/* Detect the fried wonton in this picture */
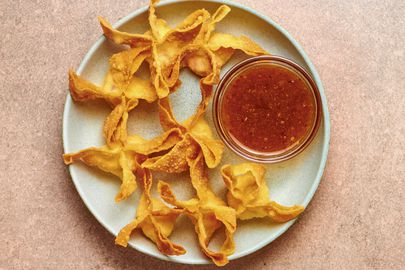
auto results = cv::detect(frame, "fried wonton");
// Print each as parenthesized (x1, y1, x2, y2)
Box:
(99, 1, 267, 98)
(68, 45, 158, 146)
(158, 148, 236, 266)
(148, 0, 211, 98)
(133, 76, 223, 173)
(182, 5, 268, 84)
(100, 0, 211, 98)
(141, 119, 224, 173)
(115, 168, 185, 255)
(221, 163, 305, 222)
(63, 118, 180, 202)
(63, 143, 142, 202)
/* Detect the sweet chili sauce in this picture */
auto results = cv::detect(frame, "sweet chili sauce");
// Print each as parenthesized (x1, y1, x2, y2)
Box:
(221, 64, 316, 153)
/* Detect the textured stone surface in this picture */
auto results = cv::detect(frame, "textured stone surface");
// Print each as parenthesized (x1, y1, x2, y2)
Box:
(0, 0, 404, 269)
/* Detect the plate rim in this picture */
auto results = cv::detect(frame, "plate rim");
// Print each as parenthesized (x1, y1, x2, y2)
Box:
(63, 0, 330, 265)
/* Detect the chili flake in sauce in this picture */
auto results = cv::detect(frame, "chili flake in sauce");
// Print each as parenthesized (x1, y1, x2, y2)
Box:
(221, 65, 315, 153)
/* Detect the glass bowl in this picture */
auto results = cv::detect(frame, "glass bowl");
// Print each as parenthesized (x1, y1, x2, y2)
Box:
(212, 55, 322, 163)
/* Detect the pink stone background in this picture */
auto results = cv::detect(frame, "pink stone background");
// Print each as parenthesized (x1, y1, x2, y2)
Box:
(0, 0, 404, 269)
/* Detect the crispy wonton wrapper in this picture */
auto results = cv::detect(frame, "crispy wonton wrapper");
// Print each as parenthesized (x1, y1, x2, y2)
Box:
(139, 77, 223, 173)
(221, 163, 305, 222)
(68, 46, 155, 105)
(68, 46, 158, 146)
(63, 119, 180, 202)
(183, 4, 268, 85)
(100, 0, 211, 98)
(99, 1, 267, 97)
(98, 16, 153, 48)
(148, 0, 212, 97)
(115, 169, 185, 255)
(63, 144, 142, 202)
(142, 115, 224, 173)
(158, 148, 236, 266)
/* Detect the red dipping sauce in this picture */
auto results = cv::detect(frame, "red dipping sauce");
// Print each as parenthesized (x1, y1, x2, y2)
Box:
(213, 56, 321, 163)
(222, 65, 315, 152)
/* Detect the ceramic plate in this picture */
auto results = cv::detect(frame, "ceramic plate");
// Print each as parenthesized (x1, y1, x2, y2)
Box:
(63, 0, 330, 265)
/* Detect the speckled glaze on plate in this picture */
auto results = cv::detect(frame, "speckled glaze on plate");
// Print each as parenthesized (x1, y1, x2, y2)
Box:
(63, 0, 330, 265)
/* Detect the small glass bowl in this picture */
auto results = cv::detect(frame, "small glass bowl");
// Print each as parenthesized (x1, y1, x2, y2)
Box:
(212, 55, 322, 163)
